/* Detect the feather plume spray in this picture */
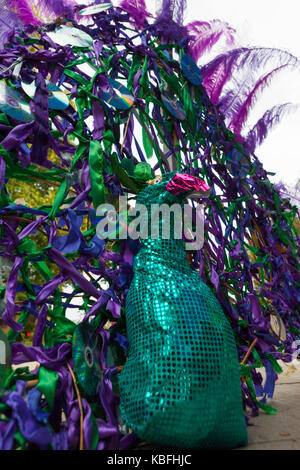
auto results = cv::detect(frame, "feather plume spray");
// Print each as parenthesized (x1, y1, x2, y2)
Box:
(0, 0, 19, 42)
(119, 0, 152, 29)
(275, 182, 300, 212)
(34, 0, 75, 22)
(218, 66, 281, 126)
(201, 48, 249, 104)
(153, 0, 187, 43)
(9, 0, 41, 25)
(172, 0, 187, 25)
(0, 0, 19, 31)
(186, 20, 236, 63)
(229, 64, 292, 137)
(201, 47, 298, 109)
(219, 57, 299, 123)
(154, 0, 187, 24)
(201, 60, 227, 104)
(243, 102, 300, 154)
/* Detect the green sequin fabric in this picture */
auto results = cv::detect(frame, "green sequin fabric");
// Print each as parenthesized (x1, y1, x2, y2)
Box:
(119, 172, 248, 449)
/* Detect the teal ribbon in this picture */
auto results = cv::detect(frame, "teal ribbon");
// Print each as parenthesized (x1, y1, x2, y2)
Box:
(89, 140, 105, 208)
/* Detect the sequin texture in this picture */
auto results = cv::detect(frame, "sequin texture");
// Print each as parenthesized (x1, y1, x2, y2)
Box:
(118, 172, 248, 449)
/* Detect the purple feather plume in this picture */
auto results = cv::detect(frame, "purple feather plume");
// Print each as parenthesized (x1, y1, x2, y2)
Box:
(202, 47, 298, 108)
(0, 1, 19, 45)
(201, 48, 246, 104)
(10, 0, 41, 25)
(0, 0, 42, 46)
(153, 0, 187, 43)
(186, 20, 236, 63)
(244, 102, 300, 154)
(275, 182, 300, 212)
(229, 64, 292, 137)
(119, 0, 151, 29)
(155, 0, 187, 25)
(202, 60, 228, 104)
(34, 0, 76, 21)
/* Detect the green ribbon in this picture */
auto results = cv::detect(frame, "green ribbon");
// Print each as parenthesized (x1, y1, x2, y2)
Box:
(240, 347, 278, 416)
(89, 140, 105, 208)
(37, 366, 59, 410)
(90, 414, 100, 450)
(264, 353, 283, 375)
(127, 55, 143, 93)
(48, 178, 68, 221)
(63, 69, 90, 87)
(71, 142, 87, 171)
(139, 56, 149, 98)
(110, 153, 139, 192)
(14, 430, 27, 450)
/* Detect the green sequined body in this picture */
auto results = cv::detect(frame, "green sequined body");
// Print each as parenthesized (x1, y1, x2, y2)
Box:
(119, 173, 248, 449)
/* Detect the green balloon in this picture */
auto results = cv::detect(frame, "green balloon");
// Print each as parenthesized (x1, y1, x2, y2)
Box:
(133, 162, 154, 182)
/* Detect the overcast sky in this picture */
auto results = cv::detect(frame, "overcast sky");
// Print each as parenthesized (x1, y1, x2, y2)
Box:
(141, 0, 300, 186)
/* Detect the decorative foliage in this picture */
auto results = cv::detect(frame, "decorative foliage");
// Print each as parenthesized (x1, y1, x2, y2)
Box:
(186, 19, 236, 63)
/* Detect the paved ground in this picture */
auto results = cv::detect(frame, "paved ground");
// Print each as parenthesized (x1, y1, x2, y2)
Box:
(237, 361, 300, 450)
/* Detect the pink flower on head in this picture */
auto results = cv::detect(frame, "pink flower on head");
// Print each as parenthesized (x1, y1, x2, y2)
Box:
(166, 173, 210, 196)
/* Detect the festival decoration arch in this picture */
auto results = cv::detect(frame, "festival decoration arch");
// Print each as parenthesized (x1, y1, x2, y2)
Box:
(0, 0, 299, 450)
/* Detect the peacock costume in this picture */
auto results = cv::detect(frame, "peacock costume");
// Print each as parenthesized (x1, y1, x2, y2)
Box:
(119, 172, 248, 449)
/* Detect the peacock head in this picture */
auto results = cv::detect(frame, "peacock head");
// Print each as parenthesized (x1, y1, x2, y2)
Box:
(108, 168, 210, 247)
(137, 171, 211, 206)
(131, 171, 210, 249)
(111, 156, 210, 205)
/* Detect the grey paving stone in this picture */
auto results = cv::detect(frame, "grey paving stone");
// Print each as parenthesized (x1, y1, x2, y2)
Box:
(237, 439, 300, 450)
(236, 367, 300, 450)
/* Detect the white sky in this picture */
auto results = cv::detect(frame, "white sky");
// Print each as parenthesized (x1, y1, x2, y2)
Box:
(143, 0, 300, 186)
